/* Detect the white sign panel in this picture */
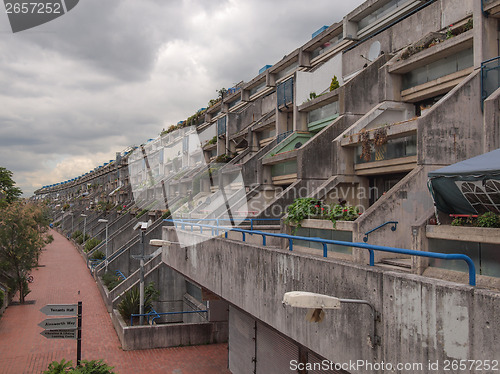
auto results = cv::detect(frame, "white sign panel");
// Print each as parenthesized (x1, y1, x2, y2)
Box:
(38, 317, 77, 330)
(40, 329, 77, 340)
(40, 304, 78, 316)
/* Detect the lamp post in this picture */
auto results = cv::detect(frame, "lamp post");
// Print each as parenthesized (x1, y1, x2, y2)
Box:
(282, 291, 380, 348)
(132, 221, 151, 325)
(98, 219, 109, 271)
(81, 214, 87, 245)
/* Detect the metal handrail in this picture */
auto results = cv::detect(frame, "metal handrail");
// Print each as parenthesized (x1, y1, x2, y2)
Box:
(115, 270, 127, 280)
(130, 309, 208, 326)
(166, 220, 476, 286)
(363, 221, 398, 242)
(172, 218, 280, 231)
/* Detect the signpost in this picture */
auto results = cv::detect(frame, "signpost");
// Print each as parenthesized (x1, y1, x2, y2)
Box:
(40, 302, 82, 366)
(38, 317, 77, 330)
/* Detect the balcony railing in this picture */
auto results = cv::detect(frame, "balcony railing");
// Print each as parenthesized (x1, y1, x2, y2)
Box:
(481, 56, 500, 111)
(217, 116, 227, 136)
(277, 77, 294, 108)
(276, 130, 293, 144)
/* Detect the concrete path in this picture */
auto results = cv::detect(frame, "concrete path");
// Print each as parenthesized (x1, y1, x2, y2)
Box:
(0, 230, 230, 374)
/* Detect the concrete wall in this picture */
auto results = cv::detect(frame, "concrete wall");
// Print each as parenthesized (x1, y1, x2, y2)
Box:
(418, 71, 483, 166)
(298, 115, 358, 180)
(162, 227, 500, 373)
(483, 87, 500, 152)
(296, 53, 343, 105)
(111, 309, 228, 351)
(343, 55, 391, 115)
(343, 0, 474, 78)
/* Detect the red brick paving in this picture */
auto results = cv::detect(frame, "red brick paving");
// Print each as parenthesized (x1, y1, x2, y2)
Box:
(0, 230, 230, 374)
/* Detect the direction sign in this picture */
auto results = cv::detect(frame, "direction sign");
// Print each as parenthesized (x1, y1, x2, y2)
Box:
(40, 304, 78, 316)
(38, 317, 77, 330)
(40, 329, 77, 340)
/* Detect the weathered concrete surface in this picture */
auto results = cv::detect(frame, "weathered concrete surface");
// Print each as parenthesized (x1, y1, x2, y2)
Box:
(162, 227, 500, 373)
(111, 309, 228, 351)
(418, 71, 483, 166)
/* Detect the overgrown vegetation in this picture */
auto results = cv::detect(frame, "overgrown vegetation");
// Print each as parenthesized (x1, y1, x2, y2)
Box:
(451, 212, 500, 228)
(118, 282, 159, 325)
(285, 198, 360, 232)
(43, 358, 115, 374)
(89, 250, 105, 261)
(84, 238, 101, 253)
(101, 271, 122, 291)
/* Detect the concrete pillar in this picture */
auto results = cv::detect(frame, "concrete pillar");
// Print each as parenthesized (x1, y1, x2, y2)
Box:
(473, 2, 499, 68)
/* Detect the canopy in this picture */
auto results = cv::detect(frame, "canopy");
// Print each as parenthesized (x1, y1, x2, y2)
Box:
(428, 149, 500, 214)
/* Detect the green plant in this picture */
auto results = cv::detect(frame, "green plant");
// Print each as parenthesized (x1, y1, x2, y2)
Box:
(118, 282, 159, 324)
(101, 272, 122, 291)
(84, 238, 101, 253)
(446, 24, 453, 39)
(464, 18, 473, 31)
(330, 75, 339, 91)
(476, 212, 500, 228)
(161, 209, 171, 220)
(207, 136, 217, 145)
(43, 359, 115, 374)
(75, 234, 89, 245)
(136, 208, 148, 218)
(90, 250, 105, 261)
(43, 358, 72, 374)
(309, 92, 317, 100)
(71, 230, 82, 239)
(0, 289, 4, 309)
(451, 217, 465, 226)
(327, 204, 359, 228)
(73, 360, 115, 374)
(285, 198, 325, 231)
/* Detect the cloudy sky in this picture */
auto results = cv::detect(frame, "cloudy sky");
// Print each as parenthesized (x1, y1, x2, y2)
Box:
(0, 0, 363, 196)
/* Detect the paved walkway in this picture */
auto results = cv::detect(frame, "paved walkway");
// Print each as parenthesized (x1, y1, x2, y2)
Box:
(0, 230, 230, 374)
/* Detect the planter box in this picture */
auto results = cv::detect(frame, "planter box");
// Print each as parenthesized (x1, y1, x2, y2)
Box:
(111, 309, 228, 351)
(291, 218, 356, 232)
(426, 225, 500, 245)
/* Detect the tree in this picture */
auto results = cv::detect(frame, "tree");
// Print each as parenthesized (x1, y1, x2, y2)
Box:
(0, 167, 22, 207)
(0, 202, 53, 303)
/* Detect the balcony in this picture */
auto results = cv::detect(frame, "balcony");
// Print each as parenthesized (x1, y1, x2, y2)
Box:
(481, 56, 500, 110)
(217, 116, 227, 136)
(483, 0, 500, 17)
(277, 77, 294, 109)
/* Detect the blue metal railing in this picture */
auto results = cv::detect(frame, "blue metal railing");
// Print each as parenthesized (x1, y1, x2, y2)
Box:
(166, 220, 476, 286)
(363, 221, 398, 242)
(171, 218, 281, 232)
(481, 56, 500, 111)
(130, 309, 208, 326)
(115, 270, 127, 280)
(276, 130, 293, 144)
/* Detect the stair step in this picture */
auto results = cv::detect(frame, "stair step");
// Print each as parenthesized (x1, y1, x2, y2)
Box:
(377, 263, 412, 272)
(379, 258, 412, 269)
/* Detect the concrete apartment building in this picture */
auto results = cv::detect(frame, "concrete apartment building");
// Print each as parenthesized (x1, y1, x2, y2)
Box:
(34, 0, 500, 372)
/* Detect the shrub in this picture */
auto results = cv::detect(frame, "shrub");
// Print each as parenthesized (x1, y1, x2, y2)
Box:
(0, 289, 4, 309)
(43, 359, 115, 374)
(71, 230, 82, 239)
(118, 282, 159, 324)
(136, 209, 148, 218)
(84, 238, 101, 253)
(476, 212, 500, 228)
(330, 75, 339, 91)
(101, 272, 122, 291)
(75, 233, 89, 245)
(327, 204, 359, 228)
(89, 250, 105, 261)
